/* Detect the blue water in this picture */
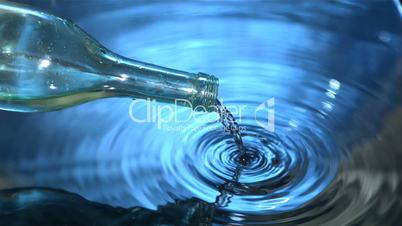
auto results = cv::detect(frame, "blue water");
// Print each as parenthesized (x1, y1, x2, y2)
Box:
(1, 0, 402, 225)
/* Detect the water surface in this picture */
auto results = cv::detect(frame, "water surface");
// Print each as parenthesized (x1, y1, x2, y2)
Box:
(1, 0, 402, 225)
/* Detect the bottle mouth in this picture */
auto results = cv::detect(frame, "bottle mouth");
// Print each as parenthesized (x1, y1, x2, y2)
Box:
(192, 72, 219, 112)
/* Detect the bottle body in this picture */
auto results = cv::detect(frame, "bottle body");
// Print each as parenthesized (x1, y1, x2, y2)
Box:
(0, 2, 218, 112)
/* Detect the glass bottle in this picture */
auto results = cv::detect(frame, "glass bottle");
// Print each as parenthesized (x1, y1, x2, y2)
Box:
(0, 2, 218, 112)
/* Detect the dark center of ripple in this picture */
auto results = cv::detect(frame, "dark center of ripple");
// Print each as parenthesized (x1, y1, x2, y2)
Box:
(234, 149, 258, 166)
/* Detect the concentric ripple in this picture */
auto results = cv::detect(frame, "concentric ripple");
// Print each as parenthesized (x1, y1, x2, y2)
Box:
(158, 100, 338, 216)
(0, 0, 401, 225)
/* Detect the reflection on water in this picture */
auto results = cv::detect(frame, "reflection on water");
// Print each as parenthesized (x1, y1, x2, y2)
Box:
(1, 0, 402, 225)
(0, 187, 215, 225)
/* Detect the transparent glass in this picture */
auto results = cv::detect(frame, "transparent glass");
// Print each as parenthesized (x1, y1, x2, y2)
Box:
(0, 2, 218, 112)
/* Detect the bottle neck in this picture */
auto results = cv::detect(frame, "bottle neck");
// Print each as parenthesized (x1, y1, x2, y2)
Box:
(101, 53, 219, 112)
